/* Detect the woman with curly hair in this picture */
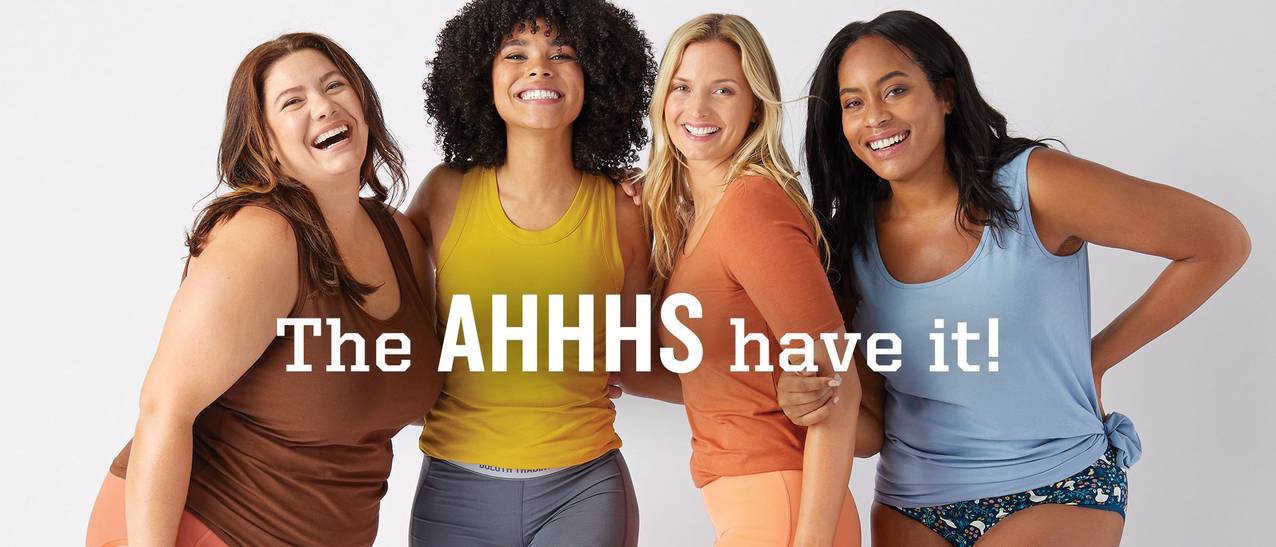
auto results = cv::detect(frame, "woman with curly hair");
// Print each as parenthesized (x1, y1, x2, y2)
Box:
(405, 1, 676, 545)
(642, 13, 862, 547)
(779, 10, 1249, 546)
(85, 33, 443, 546)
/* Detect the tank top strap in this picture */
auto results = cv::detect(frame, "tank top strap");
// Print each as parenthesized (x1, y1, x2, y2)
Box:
(995, 146, 1073, 258)
(179, 204, 312, 317)
(477, 167, 600, 246)
(999, 146, 1040, 219)
(583, 172, 616, 224)
(437, 169, 484, 272)
(359, 198, 426, 310)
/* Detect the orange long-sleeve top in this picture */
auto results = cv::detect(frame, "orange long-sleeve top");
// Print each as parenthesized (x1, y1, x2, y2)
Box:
(660, 176, 845, 487)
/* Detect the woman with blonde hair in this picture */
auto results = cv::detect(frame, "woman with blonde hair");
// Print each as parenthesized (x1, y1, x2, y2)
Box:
(643, 13, 862, 547)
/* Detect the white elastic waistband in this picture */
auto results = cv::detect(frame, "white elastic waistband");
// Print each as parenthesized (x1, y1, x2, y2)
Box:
(446, 460, 570, 479)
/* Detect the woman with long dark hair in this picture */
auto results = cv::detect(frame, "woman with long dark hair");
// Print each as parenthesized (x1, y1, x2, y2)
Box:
(85, 33, 442, 546)
(781, 10, 1249, 546)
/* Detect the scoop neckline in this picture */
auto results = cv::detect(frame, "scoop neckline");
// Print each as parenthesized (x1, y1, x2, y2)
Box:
(346, 199, 409, 323)
(868, 216, 991, 289)
(485, 168, 591, 246)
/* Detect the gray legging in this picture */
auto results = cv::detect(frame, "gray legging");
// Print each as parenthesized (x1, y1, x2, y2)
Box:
(409, 450, 639, 547)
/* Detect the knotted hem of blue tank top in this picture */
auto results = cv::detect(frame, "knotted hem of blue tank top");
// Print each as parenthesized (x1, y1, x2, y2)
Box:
(1103, 411, 1142, 468)
(874, 416, 1140, 508)
(872, 435, 1109, 508)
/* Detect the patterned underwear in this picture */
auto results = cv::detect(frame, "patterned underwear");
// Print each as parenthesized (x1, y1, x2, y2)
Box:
(889, 446, 1128, 546)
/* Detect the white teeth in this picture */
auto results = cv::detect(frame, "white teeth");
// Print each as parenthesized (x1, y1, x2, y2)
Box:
(869, 131, 908, 151)
(313, 125, 349, 146)
(683, 124, 720, 137)
(519, 89, 561, 101)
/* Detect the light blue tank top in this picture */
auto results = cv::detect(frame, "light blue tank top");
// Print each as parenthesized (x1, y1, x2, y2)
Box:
(851, 147, 1141, 507)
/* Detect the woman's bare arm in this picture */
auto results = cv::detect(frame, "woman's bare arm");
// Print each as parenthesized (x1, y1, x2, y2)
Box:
(125, 207, 297, 546)
(613, 185, 682, 403)
(1027, 148, 1250, 399)
(793, 326, 862, 547)
(776, 356, 884, 457)
(405, 164, 464, 265)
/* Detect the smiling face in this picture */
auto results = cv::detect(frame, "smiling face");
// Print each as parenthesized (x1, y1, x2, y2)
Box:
(490, 20, 585, 133)
(663, 40, 757, 170)
(837, 36, 951, 183)
(261, 48, 368, 186)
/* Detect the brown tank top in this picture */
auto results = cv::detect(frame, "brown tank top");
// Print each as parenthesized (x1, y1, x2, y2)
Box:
(111, 199, 443, 546)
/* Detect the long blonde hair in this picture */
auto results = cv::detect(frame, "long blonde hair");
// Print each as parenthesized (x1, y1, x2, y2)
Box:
(643, 13, 828, 285)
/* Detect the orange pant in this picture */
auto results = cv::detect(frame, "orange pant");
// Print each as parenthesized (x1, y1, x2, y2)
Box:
(701, 469, 860, 546)
(85, 473, 227, 547)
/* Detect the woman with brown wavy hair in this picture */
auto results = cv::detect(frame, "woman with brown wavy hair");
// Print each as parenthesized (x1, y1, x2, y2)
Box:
(85, 33, 442, 547)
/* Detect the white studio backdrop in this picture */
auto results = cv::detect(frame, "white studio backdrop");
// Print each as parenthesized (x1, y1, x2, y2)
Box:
(1, 1, 1272, 545)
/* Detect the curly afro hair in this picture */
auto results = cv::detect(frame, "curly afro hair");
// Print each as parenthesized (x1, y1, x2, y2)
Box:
(424, 0, 656, 175)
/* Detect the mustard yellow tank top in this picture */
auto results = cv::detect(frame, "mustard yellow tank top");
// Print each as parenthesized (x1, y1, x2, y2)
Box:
(420, 167, 625, 468)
